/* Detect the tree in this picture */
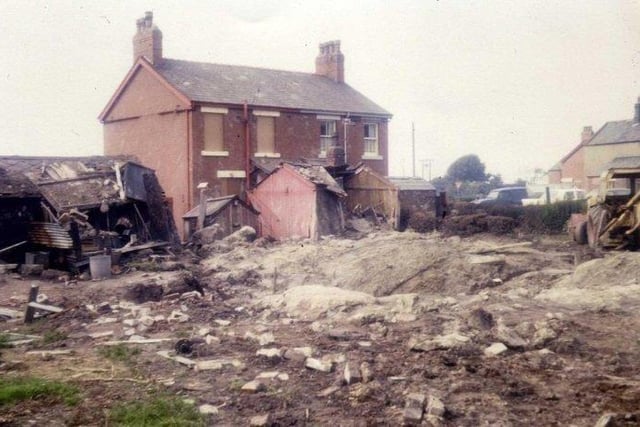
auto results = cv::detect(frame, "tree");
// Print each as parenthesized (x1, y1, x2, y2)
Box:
(446, 154, 486, 182)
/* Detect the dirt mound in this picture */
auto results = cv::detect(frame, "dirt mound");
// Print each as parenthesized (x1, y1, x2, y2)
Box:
(536, 252, 640, 310)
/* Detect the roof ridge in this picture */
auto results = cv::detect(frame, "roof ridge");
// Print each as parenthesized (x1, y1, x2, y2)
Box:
(162, 57, 321, 79)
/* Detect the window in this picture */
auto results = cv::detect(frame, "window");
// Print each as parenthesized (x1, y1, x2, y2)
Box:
(256, 116, 275, 154)
(203, 113, 224, 153)
(320, 120, 337, 155)
(363, 123, 379, 155)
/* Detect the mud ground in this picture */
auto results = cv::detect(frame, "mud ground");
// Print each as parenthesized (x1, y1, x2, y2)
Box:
(1, 230, 639, 426)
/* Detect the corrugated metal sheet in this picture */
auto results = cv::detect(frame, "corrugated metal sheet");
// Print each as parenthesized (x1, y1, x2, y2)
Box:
(182, 196, 235, 219)
(28, 222, 73, 249)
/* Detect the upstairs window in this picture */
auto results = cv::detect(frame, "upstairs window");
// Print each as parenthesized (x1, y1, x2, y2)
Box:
(256, 116, 275, 154)
(363, 123, 379, 155)
(202, 108, 227, 155)
(320, 120, 338, 155)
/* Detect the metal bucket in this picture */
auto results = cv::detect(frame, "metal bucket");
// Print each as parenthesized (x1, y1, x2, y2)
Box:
(89, 255, 112, 280)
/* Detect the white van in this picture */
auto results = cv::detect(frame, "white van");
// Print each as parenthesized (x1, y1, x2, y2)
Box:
(522, 188, 586, 206)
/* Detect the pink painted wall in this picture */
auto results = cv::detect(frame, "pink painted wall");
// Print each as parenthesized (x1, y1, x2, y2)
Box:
(248, 165, 318, 240)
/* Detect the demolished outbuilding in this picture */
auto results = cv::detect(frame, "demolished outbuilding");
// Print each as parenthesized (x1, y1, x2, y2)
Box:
(0, 156, 179, 272)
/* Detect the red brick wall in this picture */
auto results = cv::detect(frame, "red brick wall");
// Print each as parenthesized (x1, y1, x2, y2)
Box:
(102, 66, 390, 239)
(560, 147, 586, 188)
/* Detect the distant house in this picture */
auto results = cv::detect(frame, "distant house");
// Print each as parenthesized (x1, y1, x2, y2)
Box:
(551, 98, 640, 191)
(548, 126, 594, 188)
(248, 163, 346, 240)
(182, 195, 260, 240)
(100, 12, 392, 238)
(343, 165, 440, 230)
(582, 98, 640, 189)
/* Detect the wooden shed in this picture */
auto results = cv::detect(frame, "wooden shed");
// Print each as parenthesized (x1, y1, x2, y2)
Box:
(248, 163, 346, 240)
(182, 195, 260, 239)
(344, 165, 440, 230)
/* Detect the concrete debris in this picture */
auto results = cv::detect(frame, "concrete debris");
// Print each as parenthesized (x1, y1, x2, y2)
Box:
(594, 413, 615, 427)
(317, 385, 341, 397)
(305, 357, 334, 373)
(223, 226, 257, 244)
(256, 348, 282, 360)
(495, 322, 528, 349)
(426, 394, 446, 419)
(214, 319, 231, 326)
(241, 380, 266, 394)
(484, 342, 508, 357)
(194, 359, 244, 371)
(408, 333, 470, 352)
(403, 392, 426, 424)
(198, 404, 219, 415)
(532, 321, 558, 347)
(249, 413, 271, 426)
(167, 310, 190, 323)
(88, 331, 114, 339)
(344, 360, 362, 384)
(360, 361, 373, 383)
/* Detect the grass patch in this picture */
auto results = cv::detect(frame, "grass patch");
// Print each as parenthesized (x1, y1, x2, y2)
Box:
(0, 377, 80, 406)
(108, 396, 206, 426)
(98, 344, 141, 364)
(42, 330, 67, 344)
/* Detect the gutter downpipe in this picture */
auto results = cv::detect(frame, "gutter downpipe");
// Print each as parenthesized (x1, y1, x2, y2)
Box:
(186, 107, 193, 211)
(244, 101, 251, 190)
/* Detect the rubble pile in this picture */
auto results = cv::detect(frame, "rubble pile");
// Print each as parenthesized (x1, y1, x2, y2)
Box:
(1, 230, 640, 425)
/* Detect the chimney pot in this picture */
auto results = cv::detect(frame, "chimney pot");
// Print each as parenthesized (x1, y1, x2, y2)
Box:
(315, 40, 345, 83)
(326, 145, 346, 168)
(133, 12, 162, 65)
(581, 126, 594, 143)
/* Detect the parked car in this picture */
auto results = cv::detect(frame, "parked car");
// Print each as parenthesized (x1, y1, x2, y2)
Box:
(522, 188, 586, 206)
(472, 187, 528, 206)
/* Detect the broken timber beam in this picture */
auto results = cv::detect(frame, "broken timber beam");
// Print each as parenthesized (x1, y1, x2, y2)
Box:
(27, 302, 63, 313)
(24, 283, 39, 323)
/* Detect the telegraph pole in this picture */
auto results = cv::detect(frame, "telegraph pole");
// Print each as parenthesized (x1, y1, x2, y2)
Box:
(412, 122, 416, 177)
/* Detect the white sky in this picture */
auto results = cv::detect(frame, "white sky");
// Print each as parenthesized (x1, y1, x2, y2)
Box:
(1, 0, 639, 182)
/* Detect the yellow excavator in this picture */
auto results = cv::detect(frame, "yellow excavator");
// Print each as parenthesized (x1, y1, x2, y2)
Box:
(571, 164, 640, 249)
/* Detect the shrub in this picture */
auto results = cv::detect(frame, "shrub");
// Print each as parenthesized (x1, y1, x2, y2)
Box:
(522, 200, 586, 234)
(485, 215, 517, 234)
(442, 214, 488, 236)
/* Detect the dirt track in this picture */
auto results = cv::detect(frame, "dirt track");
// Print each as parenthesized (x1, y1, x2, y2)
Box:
(1, 230, 640, 425)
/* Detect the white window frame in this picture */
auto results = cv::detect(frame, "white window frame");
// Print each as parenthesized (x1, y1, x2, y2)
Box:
(363, 123, 380, 158)
(319, 119, 338, 157)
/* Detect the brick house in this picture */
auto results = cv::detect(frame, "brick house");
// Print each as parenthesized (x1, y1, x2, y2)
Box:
(550, 98, 640, 191)
(547, 126, 594, 188)
(100, 12, 392, 237)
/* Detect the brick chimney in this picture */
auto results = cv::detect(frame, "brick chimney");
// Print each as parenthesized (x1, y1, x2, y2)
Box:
(634, 97, 640, 124)
(133, 11, 163, 65)
(315, 40, 344, 83)
(581, 126, 594, 143)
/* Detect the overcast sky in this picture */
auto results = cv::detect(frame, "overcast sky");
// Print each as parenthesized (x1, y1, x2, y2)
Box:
(1, 0, 639, 181)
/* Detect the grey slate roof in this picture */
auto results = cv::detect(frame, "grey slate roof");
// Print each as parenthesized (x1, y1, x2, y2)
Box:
(155, 59, 392, 117)
(598, 156, 640, 173)
(587, 120, 640, 146)
(387, 177, 436, 192)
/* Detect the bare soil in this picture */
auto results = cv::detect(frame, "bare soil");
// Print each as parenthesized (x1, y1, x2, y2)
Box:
(1, 231, 639, 426)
